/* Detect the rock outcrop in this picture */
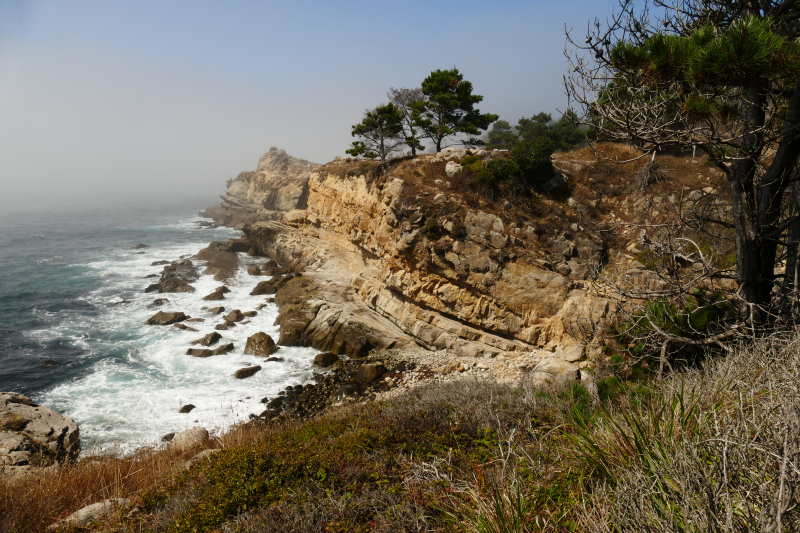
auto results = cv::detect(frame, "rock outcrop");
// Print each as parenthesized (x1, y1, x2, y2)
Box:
(0, 392, 80, 476)
(144, 259, 199, 293)
(202, 147, 320, 229)
(204, 147, 615, 363)
(168, 426, 208, 452)
(49, 499, 132, 529)
(197, 239, 246, 281)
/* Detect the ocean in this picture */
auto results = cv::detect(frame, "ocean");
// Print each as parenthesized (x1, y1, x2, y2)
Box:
(0, 199, 317, 452)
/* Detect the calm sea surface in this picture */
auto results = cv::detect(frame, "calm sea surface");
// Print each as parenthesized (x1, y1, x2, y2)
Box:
(0, 200, 316, 451)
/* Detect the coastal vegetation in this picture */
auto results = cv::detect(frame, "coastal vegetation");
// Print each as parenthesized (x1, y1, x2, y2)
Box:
(3, 335, 798, 531)
(5, 1, 800, 532)
(347, 67, 499, 158)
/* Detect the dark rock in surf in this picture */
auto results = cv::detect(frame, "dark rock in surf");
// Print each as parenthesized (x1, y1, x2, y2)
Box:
(186, 348, 214, 357)
(224, 309, 244, 323)
(250, 280, 276, 296)
(192, 332, 222, 346)
(146, 311, 188, 326)
(213, 343, 234, 355)
(173, 323, 199, 332)
(146, 259, 199, 294)
(179, 404, 195, 413)
(208, 306, 225, 315)
(313, 352, 339, 367)
(244, 332, 278, 356)
(196, 242, 239, 281)
(131, 243, 150, 249)
(202, 288, 225, 301)
(234, 366, 262, 379)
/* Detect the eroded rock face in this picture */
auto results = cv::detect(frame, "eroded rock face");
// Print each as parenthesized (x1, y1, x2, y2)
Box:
(0, 392, 79, 476)
(240, 166, 614, 360)
(201, 147, 320, 229)
(200, 148, 617, 361)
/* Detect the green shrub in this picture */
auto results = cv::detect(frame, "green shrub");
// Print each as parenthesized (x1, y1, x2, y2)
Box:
(473, 159, 523, 187)
(460, 154, 481, 168)
(511, 137, 555, 188)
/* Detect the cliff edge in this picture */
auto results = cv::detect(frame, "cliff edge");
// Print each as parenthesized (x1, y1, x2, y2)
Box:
(202, 147, 320, 229)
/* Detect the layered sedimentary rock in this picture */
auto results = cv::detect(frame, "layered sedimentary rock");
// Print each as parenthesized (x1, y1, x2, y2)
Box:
(204, 147, 615, 361)
(200, 144, 624, 363)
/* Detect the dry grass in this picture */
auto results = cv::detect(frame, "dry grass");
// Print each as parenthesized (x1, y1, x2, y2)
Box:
(6, 333, 800, 531)
(0, 423, 274, 532)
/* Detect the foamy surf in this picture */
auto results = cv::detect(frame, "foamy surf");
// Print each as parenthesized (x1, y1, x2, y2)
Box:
(31, 215, 317, 452)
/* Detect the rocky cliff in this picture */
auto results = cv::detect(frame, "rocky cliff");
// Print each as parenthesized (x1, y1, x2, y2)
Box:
(202, 147, 320, 229)
(205, 147, 622, 365)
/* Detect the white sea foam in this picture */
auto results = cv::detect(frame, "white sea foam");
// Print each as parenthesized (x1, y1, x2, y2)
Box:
(36, 217, 317, 452)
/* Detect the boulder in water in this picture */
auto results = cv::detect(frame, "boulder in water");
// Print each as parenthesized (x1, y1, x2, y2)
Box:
(208, 306, 225, 315)
(179, 404, 195, 413)
(186, 348, 214, 357)
(202, 288, 225, 301)
(213, 343, 234, 355)
(244, 332, 278, 356)
(224, 309, 244, 323)
(131, 243, 150, 249)
(234, 366, 262, 379)
(146, 311, 188, 325)
(192, 332, 222, 346)
(313, 352, 339, 367)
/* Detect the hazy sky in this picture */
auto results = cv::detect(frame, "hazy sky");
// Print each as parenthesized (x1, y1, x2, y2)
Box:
(0, 0, 618, 207)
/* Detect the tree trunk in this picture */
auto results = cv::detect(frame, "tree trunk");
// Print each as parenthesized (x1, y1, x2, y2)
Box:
(730, 166, 764, 319)
(758, 77, 800, 305)
(783, 182, 800, 301)
(731, 81, 767, 321)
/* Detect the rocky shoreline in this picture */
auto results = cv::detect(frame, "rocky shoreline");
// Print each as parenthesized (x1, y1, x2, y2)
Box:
(3, 145, 603, 476)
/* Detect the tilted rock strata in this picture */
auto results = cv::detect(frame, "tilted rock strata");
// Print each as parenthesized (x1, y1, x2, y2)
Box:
(243, 166, 613, 359)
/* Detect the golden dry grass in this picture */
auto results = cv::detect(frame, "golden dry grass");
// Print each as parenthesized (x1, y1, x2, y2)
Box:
(0, 423, 275, 532)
